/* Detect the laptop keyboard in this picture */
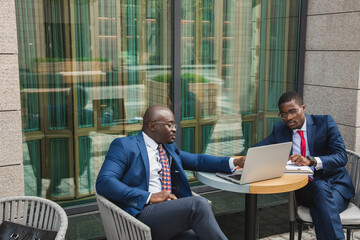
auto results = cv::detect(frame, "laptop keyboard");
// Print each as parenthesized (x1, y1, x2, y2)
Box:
(228, 174, 242, 181)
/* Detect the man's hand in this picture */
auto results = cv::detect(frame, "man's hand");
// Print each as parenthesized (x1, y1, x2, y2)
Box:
(233, 156, 246, 168)
(289, 154, 311, 166)
(149, 191, 177, 204)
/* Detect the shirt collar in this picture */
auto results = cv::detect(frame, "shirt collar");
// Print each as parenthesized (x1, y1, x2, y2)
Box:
(292, 119, 307, 134)
(142, 131, 159, 151)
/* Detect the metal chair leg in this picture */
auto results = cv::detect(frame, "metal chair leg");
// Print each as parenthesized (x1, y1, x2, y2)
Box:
(347, 229, 351, 240)
(290, 221, 296, 240)
(297, 224, 303, 240)
(289, 192, 296, 240)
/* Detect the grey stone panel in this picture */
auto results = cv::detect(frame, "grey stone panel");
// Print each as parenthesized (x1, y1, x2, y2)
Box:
(356, 127, 360, 153)
(306, 12, 360, 51)
(0, 55, 20, 111)
(0, 111, 23, 166)
(0, 0, 18, 54)
(0, 165, 24, 198)
(304, 51, 360, 89)
(303, 85, 358, 127)
(337, 124, 357, 152)
(308, 0, 360, 15)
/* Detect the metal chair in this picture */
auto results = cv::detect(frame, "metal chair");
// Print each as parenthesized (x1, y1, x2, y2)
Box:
(290, 149, 360, 239)
(0, 196, 68, 240)
(95, 189, 152, 240)
(95, 187, 211, 240)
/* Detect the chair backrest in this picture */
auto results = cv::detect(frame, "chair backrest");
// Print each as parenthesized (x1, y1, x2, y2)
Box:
(95, 190, 152, 240)
(0, 196, 68, 240)
(346, 149, 360, 207)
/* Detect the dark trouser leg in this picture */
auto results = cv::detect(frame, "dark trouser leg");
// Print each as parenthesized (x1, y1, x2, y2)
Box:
(137, 196, 227, 240)
(295, 180, 349, 240)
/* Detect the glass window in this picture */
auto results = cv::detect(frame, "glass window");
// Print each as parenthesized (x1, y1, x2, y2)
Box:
(16, 0, 301, 202)
(180, 0, 300, 156)
(17, 0, 173, 200)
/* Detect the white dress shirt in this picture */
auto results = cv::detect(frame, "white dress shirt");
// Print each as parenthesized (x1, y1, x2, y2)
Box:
(143, 132, 164, 194)
(292, 119, 323, 170)
(142, 132, 237, 203)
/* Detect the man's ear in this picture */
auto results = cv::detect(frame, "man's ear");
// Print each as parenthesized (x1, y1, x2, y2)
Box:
(149, 122, 156, 131)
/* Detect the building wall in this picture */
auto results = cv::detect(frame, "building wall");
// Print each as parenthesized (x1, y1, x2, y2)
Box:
(303, 0, 360, 152)
(0, 0, 24, 197)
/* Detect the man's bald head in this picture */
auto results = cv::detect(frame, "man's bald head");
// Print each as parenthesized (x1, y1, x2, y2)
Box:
(143, 105, 172, 125)
(142, 106, 176, 144)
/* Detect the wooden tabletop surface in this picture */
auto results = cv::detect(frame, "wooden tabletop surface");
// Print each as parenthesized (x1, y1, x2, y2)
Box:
(249, 174, 308, 194)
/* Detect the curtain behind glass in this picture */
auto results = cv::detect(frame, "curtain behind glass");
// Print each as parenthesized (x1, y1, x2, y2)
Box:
(180, 0, 300, 156)
(16, 0, 173, 201)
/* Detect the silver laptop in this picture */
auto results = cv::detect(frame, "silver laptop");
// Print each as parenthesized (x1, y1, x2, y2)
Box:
(216, 142, 292, 184)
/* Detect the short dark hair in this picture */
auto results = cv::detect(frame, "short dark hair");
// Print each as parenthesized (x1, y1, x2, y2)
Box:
(278, 92, 303, 107)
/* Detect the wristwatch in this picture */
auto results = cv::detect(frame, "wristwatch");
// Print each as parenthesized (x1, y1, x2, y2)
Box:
(306, 156, 316, 167)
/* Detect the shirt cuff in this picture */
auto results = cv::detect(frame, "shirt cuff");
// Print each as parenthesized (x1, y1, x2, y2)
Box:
(146, 193, 152, 204)
(315, 157, 322, 170)
(229, 158, 237, 172)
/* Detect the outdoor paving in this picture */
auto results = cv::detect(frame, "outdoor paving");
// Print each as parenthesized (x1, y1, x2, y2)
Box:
(65, 186, 360, 239)
(260, 228, 360, 240)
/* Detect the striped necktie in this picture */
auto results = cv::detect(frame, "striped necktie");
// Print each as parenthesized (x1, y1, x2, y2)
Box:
(157, 145, 172, 192)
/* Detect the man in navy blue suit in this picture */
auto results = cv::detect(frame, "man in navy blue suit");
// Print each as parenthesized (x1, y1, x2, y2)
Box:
(252, 92, 354, 240)
(96, 105, 244, 240)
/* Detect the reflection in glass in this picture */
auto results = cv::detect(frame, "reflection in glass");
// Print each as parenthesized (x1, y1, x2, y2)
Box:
(16, 0, 300, 203)
(180, 0, 300, 156)
(17, 0, 173, 201)
(23, 140, 41, 196)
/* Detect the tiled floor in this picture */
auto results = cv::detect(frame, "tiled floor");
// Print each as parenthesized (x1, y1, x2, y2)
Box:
(64, 187, 360, 239)
(261, 228, 360, 240)
(65, 187, 291, 239)
(66, 212, 104, 240)
(214, 199, 290, 239)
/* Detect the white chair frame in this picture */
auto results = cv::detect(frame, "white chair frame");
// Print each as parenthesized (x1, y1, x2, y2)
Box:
(0, 196, 68, 240)
(290, 149, 360, 240)
(95, 189, 152, 240)
(95, 187, 211, 240)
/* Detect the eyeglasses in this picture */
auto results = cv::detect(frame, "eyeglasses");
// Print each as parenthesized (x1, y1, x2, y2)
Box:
(153, 121, 177, 129)
(278, 106, 302, 119)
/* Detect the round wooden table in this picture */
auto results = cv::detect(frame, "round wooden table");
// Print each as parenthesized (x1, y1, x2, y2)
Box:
(197, 172, 308, 240)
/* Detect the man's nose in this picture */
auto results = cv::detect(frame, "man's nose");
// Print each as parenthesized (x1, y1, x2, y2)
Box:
(284, 114, 293, 121)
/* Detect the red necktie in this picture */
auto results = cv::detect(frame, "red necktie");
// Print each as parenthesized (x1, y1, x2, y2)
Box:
(297, 130, 306, 157)
(157, 145, 172, 192)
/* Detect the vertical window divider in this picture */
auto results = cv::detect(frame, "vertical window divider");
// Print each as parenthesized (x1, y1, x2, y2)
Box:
(297, 0, 308, 96)
(172, 0, 182, 146)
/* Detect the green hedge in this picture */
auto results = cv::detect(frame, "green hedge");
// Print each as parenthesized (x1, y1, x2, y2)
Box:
(151, 73, 209, 84)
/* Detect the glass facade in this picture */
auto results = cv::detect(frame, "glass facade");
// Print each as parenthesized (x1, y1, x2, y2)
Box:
(16, 0, 301, 202)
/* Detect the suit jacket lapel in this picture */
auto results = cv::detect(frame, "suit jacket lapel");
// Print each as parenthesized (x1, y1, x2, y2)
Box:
(136, 133, 150, 189)
(283, 127, 293, 154)
(163, 145, 183, 175)
(306, 114, 315, 155)
(284, 128, 293, 142)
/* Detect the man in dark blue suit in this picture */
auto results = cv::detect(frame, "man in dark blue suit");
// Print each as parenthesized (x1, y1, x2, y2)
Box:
(253, 92, 354, 240)
(96, 105, 244, 240)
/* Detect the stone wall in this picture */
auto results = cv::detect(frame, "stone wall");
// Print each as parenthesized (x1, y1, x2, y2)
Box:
(303, 0, 360, 152)
(0, 0, 24, 197)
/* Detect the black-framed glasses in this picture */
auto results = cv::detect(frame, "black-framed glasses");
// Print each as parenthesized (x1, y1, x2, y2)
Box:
(278, 106, 302, 119)
(153, 121, 177, 129)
